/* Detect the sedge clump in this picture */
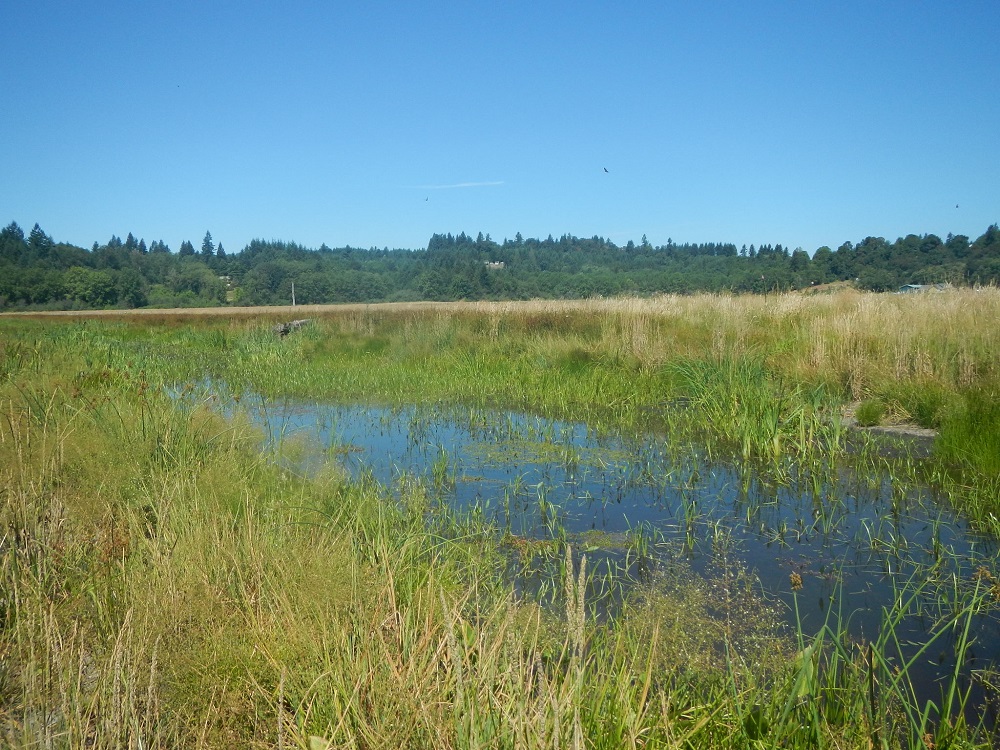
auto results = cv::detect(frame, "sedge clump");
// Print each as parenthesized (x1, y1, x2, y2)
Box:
(855, 399, 885, 427)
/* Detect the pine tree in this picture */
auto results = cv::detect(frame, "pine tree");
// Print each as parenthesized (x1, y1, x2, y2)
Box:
(29, 223, 53, 252)
(1, 222, 24, 242)
(201, 231, 215, 256)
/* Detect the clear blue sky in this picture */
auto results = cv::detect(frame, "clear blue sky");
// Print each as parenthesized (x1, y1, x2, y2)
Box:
(3, 1, 998, 255)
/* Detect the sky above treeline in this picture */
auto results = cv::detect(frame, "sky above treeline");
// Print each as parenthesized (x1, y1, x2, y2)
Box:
(3, 1, 998, 255)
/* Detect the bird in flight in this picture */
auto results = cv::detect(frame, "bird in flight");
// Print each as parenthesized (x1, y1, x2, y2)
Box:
(603, 167, 609, 173)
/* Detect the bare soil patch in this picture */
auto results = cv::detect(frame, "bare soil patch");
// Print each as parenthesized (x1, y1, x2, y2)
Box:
(841, 401, 937, 439)
(841, 401, 937, 460)
(0, 301, 482, 321)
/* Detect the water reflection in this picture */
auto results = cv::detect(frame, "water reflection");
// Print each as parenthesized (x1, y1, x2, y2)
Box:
(242, 396, 1000, 711)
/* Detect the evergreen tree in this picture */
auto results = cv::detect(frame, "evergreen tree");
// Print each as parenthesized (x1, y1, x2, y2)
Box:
(29, 223, 53, 253)
(201, 231, 215, 257)
(1, 222, 24, 243)
(217, 243, 226, 258)
(179, 240, 195, 256)
(0, 222, 26, 263)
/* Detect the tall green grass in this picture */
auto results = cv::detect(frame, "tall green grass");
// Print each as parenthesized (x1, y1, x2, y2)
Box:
(2, 292, 999, 748)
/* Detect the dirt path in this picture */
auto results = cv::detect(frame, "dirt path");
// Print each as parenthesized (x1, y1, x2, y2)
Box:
(0, 301, 476, 320)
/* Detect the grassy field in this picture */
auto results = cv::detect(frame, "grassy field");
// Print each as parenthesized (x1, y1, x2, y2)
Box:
(2, 289, 999, 748)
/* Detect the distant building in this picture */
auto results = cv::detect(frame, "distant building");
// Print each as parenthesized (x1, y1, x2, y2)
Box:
(485, 261, 505, 270)
(898, 283, 953, 293)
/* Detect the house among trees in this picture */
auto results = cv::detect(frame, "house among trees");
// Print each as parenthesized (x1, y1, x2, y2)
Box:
(898, 283, 953, 293)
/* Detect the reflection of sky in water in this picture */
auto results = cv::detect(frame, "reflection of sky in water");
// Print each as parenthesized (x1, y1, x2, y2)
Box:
(243, 396, 1000, 705)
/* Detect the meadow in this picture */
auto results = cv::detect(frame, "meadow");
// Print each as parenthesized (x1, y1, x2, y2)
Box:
(2, 288, 999, 748)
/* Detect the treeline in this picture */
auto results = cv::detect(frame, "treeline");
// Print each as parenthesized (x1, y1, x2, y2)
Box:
(2, 221, 1000, 310)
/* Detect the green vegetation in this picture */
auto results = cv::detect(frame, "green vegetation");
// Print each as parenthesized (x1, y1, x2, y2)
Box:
(854, 399, 885, 427)
(3, 220, 1000, 310)
(2, 290, 999, 747)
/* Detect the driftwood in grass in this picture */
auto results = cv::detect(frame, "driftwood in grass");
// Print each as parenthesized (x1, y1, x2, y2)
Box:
(273, 319, 313, 337)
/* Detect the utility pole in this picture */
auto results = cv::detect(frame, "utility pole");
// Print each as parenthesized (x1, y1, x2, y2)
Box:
(291, 282, 296, 307)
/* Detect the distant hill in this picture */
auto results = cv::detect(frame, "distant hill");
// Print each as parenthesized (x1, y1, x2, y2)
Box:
(2, 221, 998, 310)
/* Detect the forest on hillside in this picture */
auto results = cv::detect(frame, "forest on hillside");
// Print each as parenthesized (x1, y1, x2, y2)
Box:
(2, 221, 999, 310)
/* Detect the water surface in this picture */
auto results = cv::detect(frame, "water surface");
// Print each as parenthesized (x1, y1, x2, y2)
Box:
(242, 396, 1000, 719)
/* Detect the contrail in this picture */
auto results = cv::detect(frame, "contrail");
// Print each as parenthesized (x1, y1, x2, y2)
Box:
(413, 181, 504, 190)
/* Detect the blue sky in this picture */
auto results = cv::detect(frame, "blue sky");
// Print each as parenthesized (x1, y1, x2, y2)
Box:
(3, 1, 998, 254)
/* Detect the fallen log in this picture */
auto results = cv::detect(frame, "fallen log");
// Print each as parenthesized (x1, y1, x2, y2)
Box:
(273, 318, 313, 336)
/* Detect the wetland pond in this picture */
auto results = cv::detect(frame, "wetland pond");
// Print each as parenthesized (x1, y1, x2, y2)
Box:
(233, 394, 999, 722)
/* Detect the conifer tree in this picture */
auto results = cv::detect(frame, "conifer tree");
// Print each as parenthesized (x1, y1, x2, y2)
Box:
(29, 223, 53, 252)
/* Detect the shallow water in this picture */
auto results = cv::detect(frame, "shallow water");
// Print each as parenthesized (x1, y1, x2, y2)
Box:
(243, 396, 1000, 722)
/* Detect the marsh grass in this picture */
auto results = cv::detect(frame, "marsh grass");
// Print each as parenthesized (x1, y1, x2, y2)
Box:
(2, 290, 1000, 747)
(854, 399, 885, 427)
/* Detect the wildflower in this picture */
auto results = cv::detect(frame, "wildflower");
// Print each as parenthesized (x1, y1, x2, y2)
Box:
(789, 572, 803, 591)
